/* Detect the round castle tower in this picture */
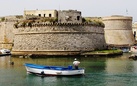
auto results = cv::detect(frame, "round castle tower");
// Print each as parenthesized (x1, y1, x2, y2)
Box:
(12, 23, 107, 55)
(103, 15, 135, 47)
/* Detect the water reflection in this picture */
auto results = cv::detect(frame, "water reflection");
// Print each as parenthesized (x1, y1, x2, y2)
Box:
(25, 74, 86, 86)
(105, 53, 137, 74)
(104, 53, 137, 86)
(0, 54, 137, 86)
(105, 58, 133, 74)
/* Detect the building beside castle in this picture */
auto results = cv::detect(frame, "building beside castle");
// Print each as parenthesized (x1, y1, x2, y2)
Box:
(58, 10, 82, 23)
(24, 10, 58, 19)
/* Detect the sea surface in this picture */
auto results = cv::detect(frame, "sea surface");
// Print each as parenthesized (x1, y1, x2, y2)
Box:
(0, 53, 137, 86)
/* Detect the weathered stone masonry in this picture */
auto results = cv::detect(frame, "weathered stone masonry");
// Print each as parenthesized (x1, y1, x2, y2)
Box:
(12, 23, 106, 55)
(103, 15, 135, 46)
(0, 22, 15, 49)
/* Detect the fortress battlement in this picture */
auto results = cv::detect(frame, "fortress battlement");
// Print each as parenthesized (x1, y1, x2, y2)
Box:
(16, 22, 104, 28)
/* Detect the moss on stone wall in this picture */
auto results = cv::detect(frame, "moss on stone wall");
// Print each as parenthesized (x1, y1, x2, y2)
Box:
(14, 17, 104, 28)
(82, 18, 104, 28)
(0, 17, 5, 22)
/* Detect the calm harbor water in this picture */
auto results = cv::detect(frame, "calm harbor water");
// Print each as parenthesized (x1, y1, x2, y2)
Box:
(1, 53, 137, 86)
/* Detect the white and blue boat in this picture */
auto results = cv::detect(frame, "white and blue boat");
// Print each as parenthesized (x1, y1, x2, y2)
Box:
(0, 49, 11, 56)
(24, 63, 85, 76)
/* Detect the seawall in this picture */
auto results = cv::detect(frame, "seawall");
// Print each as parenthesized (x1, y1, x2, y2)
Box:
(12, 23, 107, 55)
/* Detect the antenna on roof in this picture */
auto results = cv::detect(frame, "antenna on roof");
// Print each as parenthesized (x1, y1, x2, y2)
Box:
(126, 9, 128, 15)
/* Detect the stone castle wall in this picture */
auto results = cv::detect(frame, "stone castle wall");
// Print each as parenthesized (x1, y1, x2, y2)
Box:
(58, 10, 82, 23)
(0, 22, 15, 49)
(103, 15, 135, 46)
(0, 16, 23, 49)
(12, 23, 106, 55)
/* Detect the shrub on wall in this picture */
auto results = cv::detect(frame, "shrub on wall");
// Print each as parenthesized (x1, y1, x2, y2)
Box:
(14, 20, 35, 28)
(92, 20, 105, 28)
(82, 18, 104, 27)
(16, 15, 23, 19)
(82, 18, 86, 23)
(14, 22, 19, 28)
(1, 17, 5, 22)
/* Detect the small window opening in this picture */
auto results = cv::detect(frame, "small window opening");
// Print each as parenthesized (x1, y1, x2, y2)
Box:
(44, 14, 46, 17)
(49, 14, 52, 17)
(134, 31, 136, 38)
(38, 14, 41, 17)
(77, 16, 80, 21)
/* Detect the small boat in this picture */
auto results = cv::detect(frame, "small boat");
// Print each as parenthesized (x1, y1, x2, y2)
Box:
(120, 47, 130, 53)
(24, 63, 85, 76)
(0, 49, 11, 56)
(130, 45, 137, 53)
(129, 54, 137, 60)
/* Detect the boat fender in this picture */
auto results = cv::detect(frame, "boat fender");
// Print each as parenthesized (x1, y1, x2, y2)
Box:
(41, 71, 44, 75)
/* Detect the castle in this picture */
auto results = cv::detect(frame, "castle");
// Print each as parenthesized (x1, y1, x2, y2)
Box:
(103, 15, 135, 47)
(0, 9, 135, 55)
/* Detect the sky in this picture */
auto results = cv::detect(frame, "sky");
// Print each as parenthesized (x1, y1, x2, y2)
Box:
(0, 0, 137, 22)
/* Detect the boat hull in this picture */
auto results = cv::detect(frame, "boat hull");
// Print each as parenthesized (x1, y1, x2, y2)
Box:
(25, 63, 85, 76)
(0, 53, 11, 56)
(130, 46, 137, 53)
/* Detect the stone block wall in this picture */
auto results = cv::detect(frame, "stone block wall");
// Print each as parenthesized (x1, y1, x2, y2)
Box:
(0, 15, 23, 50)
(58, 10, 82, 23)
(103, 15, 135, 46)
(12, 23, 106, 55)
(0, 22, 15, 49)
